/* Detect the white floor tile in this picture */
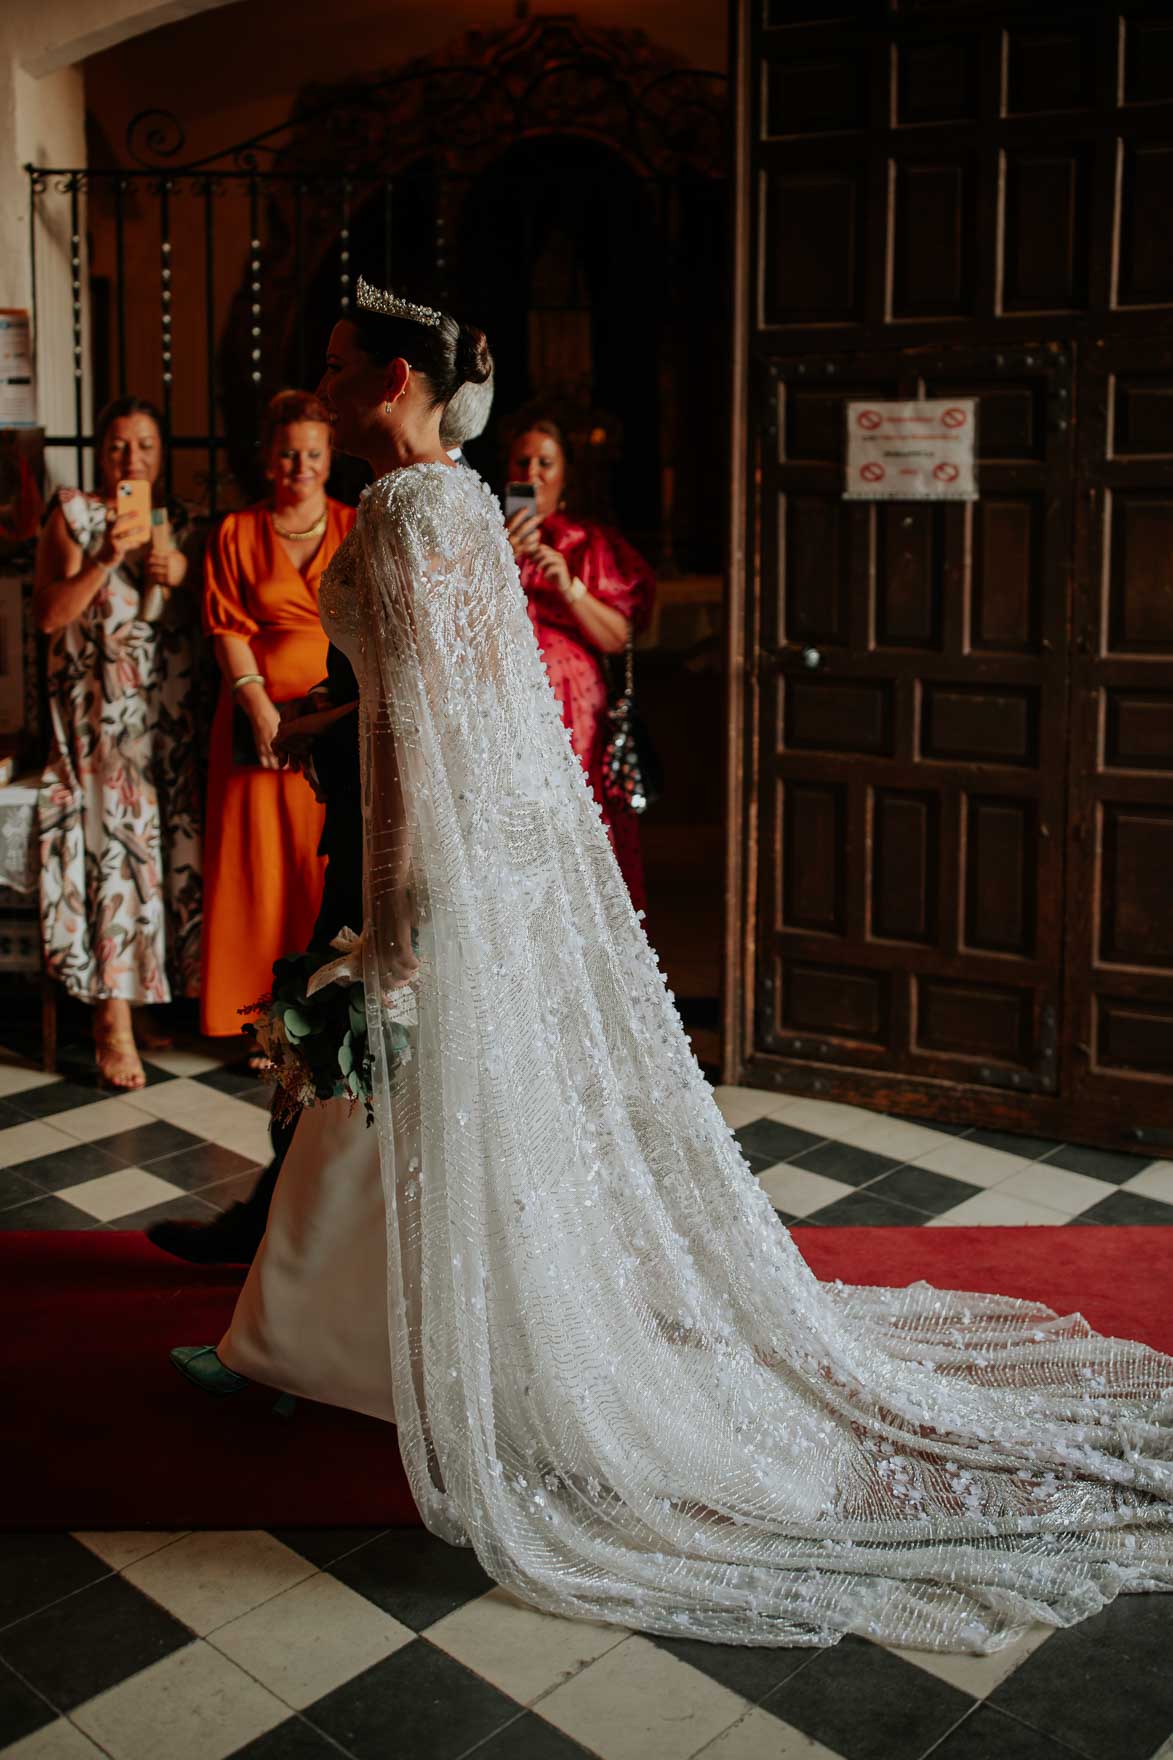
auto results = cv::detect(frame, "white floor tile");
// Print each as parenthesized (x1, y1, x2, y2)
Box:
(141, 1048, 224, 1078)
(210, 1570, 414, 1710)
(72, 1640, 286, 1760)
(539, 1634, 747, 1760)
(833, 1115, 958, 1159)
(121, 1079, 211, 1122)
(0, 1720, 108, 1758)
(696, 1707, 843, 1759)
(1124, 1161, 1173, 1208)
(712, 1087, 773, 1129)
(883, 1624, 1053, 1699)
(198, 1105, 272, 1163)
(910, 1138, 1033, 1188)
(0, 1119, 81, 1168)
(763, 1096, 884, 1139)
(925, 1189, 1061, 1227)
(0, 1061, 63, 1098)
(426, 1586, 628, 1706)
(52, 1099, 155, 1144)
(56, 1167, 187, 1222)
(121, 1530, 315, 1637)
(993, 1163, 1112, 1218)
(72, 1531, 190, 1571)
(756, 1164, 853, 1218)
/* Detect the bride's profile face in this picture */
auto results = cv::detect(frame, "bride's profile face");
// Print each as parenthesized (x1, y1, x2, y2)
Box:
(317, 322, 390, 459)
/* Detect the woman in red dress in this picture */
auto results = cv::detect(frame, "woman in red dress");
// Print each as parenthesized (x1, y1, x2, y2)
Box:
(505, 414, 655, 911)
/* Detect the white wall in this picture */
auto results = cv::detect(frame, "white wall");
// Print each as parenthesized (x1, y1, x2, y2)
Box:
(1, 0, 235, 480)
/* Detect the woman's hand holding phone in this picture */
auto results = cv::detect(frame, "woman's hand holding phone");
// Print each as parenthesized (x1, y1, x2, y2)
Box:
(506, 507, 541, 559)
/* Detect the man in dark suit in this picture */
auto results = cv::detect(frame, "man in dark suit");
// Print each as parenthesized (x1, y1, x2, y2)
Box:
(147, 371, 493, 1266)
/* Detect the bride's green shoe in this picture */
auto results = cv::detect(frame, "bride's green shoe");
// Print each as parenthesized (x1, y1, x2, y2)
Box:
(170, 1345, 297, 1418)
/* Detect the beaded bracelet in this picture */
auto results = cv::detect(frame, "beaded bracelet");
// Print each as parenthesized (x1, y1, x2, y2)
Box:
(231, 672, 265, 692)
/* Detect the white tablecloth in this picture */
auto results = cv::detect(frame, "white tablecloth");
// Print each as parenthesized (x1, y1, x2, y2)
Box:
(0, 777, 39, 897)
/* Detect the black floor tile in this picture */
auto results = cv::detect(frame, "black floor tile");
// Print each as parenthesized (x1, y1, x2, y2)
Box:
(101, 1193, 222, 1232)
(788, 1140, 902, 1188)
(1041, 1146, 1151, 1185)
(306, 1640, 517, 1760)
(475, 1711, 599, 1759)
(9, 1139, 127, 1193)
(735, 1119, 825, 1168)
(989, 1594, 1173, 1760)
(0, 1658, 55, 1747)
(650, 1629, 814, 1703)
(328, 1530, 494, 1632)
(895, 1115, 971, 1137)
(1068, 1190, 1173, 1226)
(761, 1634, 973, 1760)
(7, 1079, 106, 1118)
(771, 1209, 801, 1227)
(0, 1165, 41, 1210)
(202, 1170, 266, 1212)
(222, 1715, 346, 1759)
(0, 1534, 109, 1629)
(0, 1572, 192, 1712)
(803, 1189, 929, 1228)
(930, 1703, 1087, 1760)
(147, 1140, 260, 1191)
(196, 1065, 271, 1100)
(241, 1085, 276, 1110)
(271, 1528, 391, 1570)
(0, 1192, 96, 1230)
(966, 1129, 1065, 1161)
(866, 1164, 983, 1216)
(93, 1119, 206, 1167)
(0, 1098, 38, 1128)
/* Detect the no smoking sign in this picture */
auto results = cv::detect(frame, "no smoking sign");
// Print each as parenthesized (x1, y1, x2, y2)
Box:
(844, 398, 978, 501)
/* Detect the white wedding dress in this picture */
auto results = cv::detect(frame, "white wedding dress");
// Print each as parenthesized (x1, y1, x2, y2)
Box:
(223, 460, 1173, 1654)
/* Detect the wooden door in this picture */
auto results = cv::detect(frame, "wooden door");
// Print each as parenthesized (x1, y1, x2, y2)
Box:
(1063, 338, 1173, 1151)
(724, 0, 1173, 1146)
(747, 346, 1071, 1120)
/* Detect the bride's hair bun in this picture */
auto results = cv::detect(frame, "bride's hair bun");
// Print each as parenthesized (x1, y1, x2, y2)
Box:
(455, 324, 492, 388)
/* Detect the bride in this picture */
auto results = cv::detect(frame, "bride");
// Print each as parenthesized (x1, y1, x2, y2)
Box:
(174, 276, 1173, 1654)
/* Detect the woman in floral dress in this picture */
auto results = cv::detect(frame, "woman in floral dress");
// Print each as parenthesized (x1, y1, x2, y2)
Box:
(35, 396, 202, 1090)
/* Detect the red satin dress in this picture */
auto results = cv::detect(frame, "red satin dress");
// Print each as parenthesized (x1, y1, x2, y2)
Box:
(517, 513, 655, 912)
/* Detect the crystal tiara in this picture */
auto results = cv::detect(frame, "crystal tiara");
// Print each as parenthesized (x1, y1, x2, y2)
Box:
(354, 276, 443, 328)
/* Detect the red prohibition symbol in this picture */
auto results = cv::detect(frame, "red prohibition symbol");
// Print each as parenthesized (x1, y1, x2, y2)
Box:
(933, 461, 960, 483)
(860, 461, 886, 483)
(941, 407, 967, 429)
(857, 409, 883, 430)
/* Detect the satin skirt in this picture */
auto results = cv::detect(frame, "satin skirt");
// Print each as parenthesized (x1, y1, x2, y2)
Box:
(219, 1098, 395, 1424)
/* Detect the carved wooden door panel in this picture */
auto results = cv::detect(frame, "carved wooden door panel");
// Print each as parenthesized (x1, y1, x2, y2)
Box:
(1064, 339, 1173, 1151)
(749, 347, 1072, 1113)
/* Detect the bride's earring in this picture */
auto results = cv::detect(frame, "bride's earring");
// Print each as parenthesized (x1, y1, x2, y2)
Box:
(384, 402, 392, 416)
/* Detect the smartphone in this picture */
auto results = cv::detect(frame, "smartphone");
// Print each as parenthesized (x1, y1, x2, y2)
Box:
(115, 478, 152, 543)
(504, 481, 537, 522)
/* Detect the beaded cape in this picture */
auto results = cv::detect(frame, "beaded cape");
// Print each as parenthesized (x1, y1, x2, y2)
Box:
(319, 461, 1173, 1654)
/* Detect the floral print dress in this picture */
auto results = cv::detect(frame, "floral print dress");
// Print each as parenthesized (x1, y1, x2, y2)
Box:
(37, 490, 202, 1003)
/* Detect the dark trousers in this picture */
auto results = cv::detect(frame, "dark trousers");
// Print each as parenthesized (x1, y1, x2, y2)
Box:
(236, 806, 364, 1244)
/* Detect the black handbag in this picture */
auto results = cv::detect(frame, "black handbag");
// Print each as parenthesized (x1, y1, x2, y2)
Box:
(601, 632, 663, 816)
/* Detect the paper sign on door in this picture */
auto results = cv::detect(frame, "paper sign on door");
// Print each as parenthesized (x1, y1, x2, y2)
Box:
(844, 399, 978, 501)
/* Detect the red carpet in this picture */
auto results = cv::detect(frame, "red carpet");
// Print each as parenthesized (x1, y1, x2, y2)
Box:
(3, 1231, 420, 1531)
(3, 1227, 1171, 1530)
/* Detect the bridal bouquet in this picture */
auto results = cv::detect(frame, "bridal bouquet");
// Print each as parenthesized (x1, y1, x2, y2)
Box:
(242, 929, 409, 1125)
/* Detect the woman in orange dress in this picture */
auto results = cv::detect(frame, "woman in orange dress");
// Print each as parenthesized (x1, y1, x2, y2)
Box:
(201, 390, 355, 1040)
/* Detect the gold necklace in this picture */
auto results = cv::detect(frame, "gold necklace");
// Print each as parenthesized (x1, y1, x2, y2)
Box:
(272, 506, 328, 542)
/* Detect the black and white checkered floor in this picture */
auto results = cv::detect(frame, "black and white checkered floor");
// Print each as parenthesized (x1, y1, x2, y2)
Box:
(2, 1040, 1172, 1760)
